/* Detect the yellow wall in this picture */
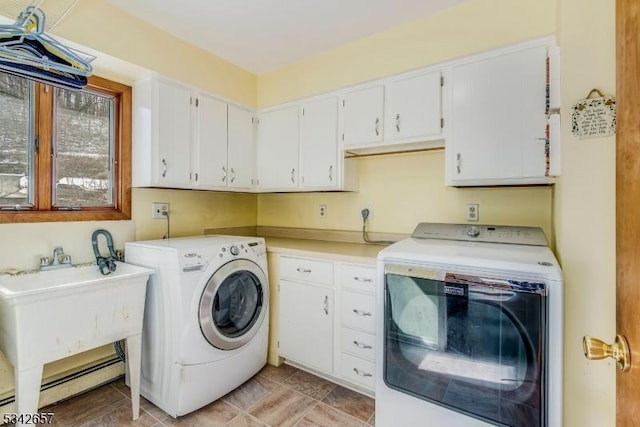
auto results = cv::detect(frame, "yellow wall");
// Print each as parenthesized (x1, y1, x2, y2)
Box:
(554, 0, 616, 425)
(132, 188, 257, 240)
(258, 0, 556, 107)
(257, 0, 558, 240)
(259, 151, 554, 242)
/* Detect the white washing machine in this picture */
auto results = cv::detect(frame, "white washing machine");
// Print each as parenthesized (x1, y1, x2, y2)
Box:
(124, 235, 269, 417)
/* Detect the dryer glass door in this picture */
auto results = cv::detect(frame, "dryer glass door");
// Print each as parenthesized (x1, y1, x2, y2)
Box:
(384, 265, 547, 426)
(199, 259, 268, 350)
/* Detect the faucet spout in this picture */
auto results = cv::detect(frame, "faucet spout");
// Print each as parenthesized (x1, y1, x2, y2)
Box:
(40, 246, 72, 270)
(52, 246, 64, 265)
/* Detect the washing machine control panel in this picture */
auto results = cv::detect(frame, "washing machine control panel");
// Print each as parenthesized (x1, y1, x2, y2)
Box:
(217, 240, 266, 260)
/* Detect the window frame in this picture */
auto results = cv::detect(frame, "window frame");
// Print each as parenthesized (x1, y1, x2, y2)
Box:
(0, 75, 132, 223)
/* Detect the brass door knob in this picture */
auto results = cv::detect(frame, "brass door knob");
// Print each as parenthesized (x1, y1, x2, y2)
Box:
(583, 334, 631, 372)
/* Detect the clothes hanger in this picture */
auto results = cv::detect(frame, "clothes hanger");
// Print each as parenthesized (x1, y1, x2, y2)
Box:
(0, 6, 94, 90)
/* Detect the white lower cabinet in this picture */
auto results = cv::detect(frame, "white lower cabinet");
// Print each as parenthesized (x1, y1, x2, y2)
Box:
(279, 279, 334, 374)
(277, 255, 377, 394)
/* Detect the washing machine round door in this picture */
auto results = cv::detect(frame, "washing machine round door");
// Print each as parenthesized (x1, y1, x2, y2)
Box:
(199, 259, 268, 350)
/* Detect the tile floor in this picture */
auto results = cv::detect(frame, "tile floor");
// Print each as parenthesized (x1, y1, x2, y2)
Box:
(33, 364, 375, 426)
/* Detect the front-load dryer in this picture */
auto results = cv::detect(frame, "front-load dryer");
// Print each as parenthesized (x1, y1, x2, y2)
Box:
(124, 235, 269, 417)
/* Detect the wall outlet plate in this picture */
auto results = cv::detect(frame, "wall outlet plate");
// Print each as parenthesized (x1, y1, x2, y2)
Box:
(152, 202, 169, 219)
(466, 203, 479, 222)
(319, 204, 327, 218)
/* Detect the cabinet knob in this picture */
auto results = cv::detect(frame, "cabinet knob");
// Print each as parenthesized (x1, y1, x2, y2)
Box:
(291, 168, 296, 183)
(222, 166, 227, 182)
(456, 153, 462, 174)
(230, 168, 236, 183)
(374, 117, 380, 136)
(161, 159, 167, 178)
(395, 113, 401, 133)
(323, 295, 329, 315)
(329, 165, 333, 182)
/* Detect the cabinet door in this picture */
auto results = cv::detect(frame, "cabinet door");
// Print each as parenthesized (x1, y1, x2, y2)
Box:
(385, 71, 442, 141)
(256, 106, 299, 190)
(449, 45, 547, 183)
(228, 105, 255, 190)
(342, 86, 384, 148)
(300, 97, 338, 189)
(194, 93, 227, 188)
(156, 79, 192, 188)
(279, 280, 333, 374)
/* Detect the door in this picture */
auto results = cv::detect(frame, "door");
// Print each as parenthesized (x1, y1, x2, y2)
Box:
(342, 85, 384, 148)
(156, 79, 192, 188)
(199, 259, 268, 350)
(616, 0, 640, 424)
(256, 105, 299, 190)
(227, 104, 255, 190)
(300, 96, 338, 189)
(194, 93, 227, 188)
(279, 279, 333, 374)
(385, 71, 442, 142)
(587, 2, 640, 424)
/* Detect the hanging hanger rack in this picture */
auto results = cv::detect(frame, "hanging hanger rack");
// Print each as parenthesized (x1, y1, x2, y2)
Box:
(0, 3, 94, 90)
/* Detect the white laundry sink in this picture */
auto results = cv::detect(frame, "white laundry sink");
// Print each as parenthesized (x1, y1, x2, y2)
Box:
(0, 262, 153, 426)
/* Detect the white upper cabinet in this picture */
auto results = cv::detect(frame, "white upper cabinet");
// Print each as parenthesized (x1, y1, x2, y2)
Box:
(227, 105, 256, 190)
(256, 105, 300, 190)
(133, 77, 192, 188)
(193, 92, 227, 189)
(384, 71, 443, 143)
(300, 97, 338, 189)
(133, 75, 256, 192)
(446, 44, 550, 186)
(342, 85, 384, 148)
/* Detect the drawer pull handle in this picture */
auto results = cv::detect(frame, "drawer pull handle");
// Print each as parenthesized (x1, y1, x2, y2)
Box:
(353, 309, 373, 317)
(353, 276, 373, 283)
(296, 268, 312, 273)
(323, 295, 329, 315)
(353, 340, 373, 350)
(353, 368, 373, 378)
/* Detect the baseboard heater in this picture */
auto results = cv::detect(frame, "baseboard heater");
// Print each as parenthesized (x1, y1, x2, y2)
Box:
(0, 357, 124, 414)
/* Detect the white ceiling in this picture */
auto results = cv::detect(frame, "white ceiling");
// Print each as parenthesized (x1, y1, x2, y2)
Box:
(105, 0, 468, 74)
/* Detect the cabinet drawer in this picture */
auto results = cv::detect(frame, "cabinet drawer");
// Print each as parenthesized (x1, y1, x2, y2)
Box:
(341, 327, 375, 361)
(280, 256, 334, 286)
(341, 264, 376, 294)
(341, 353, 375, 390)
(341, 291, 375, 333)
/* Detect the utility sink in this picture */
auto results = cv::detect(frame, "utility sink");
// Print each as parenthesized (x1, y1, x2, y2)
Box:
(0, 262, 153, 426)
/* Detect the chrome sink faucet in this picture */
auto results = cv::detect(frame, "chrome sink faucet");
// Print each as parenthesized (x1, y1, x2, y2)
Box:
(40, 246, 72, 270)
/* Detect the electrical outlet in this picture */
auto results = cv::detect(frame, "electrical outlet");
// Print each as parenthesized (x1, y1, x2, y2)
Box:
(360, 205, 373, 221)
(319, 204, 327, 218)
(466, 203, 479, 222)
(152, 202, 169, 219)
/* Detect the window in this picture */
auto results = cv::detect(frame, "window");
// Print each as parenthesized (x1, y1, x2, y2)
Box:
(0, 74, 131, 222)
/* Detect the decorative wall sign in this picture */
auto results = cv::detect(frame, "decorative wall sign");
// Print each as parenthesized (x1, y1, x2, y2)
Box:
(571, 88, 616, 138)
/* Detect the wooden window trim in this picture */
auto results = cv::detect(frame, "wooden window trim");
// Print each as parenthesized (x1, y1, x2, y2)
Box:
(0, 75, 132, 223)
